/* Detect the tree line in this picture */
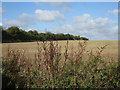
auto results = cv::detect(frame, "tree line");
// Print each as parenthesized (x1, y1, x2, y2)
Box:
(1, 26, 89, 43)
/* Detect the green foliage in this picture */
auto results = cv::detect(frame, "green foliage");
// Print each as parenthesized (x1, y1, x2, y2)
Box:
(2, 41, 119, 89)
(80, 37, 89, 40)
(2, 26, 89, 42)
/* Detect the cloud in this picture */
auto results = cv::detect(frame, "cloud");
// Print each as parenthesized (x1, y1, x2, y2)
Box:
(73, 14, 91, 23)
(50, 14, 117, 40)
(18, 13, 36, 23)
(35, 9, 64, 22)
(3, 9, 64, 27)
(50, 2, 73, 12)
(4, 20, 26, 26)
(0, 23, 1, 25)
(3, 13, 36, 27)
(108, 9, 120, 16)
(0, 7, 4, 14)
(34, 2, 72, 12)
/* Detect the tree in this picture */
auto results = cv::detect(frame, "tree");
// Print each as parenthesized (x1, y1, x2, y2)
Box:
(0, 26, 3, 31)
(74, 36, 81, 40)
(80, 37, 89, 40)
(3, 26, 89, 42)
(28, 30, 38, 36)
(45, 32, 55, 40)
(6, 26, 20, 40)
(55, 33, 65, 40)
(0, 26, 2, 42)
(2, 30, 13, 42)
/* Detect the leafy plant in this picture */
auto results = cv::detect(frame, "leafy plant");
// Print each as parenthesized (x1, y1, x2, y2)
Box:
(2, 40, 120, 89)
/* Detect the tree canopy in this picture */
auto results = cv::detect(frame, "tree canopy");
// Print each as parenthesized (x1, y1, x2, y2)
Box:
(2, 26, 89, 43)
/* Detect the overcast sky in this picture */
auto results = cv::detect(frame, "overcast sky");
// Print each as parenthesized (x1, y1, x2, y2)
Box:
(2, 2, 119, 40)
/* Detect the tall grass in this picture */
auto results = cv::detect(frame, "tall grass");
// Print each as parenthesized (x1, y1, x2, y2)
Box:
(2, 40, 120, 88)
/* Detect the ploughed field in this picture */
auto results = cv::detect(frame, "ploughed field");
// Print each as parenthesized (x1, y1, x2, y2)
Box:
(2, 40, 118, 63)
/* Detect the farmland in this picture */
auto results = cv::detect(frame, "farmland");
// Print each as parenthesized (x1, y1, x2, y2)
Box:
(2, 40, 120, 88)
(2, 2, 120, 88)
(2, 40, 118, 61)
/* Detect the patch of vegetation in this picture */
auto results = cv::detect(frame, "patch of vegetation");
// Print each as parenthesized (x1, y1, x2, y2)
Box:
(1, 26, 88, 43)
(2, 40, 120, 89)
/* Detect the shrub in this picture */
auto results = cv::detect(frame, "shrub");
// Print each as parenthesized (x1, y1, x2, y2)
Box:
(2, 40, 120, 88)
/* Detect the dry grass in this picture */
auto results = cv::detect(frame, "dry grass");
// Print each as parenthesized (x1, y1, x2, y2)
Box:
(2, 40, 119, 88)
(2, 40, 118, 62)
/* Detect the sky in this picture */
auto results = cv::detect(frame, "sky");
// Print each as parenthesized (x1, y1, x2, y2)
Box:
(2, 0, 119, 2)
(1, 2, 119, 40)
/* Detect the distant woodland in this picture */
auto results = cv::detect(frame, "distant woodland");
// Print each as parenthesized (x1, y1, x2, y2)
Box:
(1, 26, 89, 43)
